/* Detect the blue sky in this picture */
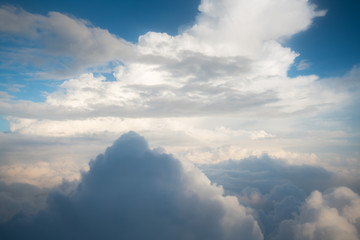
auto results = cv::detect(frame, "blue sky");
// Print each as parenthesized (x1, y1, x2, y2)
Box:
(0, 0, 360, 239)
(287, 0, 360, 77)
(1, 0, 201, 42)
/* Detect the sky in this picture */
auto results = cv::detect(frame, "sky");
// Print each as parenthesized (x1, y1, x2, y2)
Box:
(0, 0, 360, 239)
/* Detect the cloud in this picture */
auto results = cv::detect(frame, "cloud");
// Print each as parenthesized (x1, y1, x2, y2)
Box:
(0, 132, 263, 240)
(0, 182, 48, 223)
(1, 133, 359, 240)
(296, 59, 311, 71)
(0, 0, 337, 120)
(274, 187, 360, 240)
(200, 156, 338, 195)
(0, 1, 350, 165)
(250, 130, 275, 140)
(0, 5, 134, 79)
(0, 2, 348, 170)
(199, 156, 360, 238)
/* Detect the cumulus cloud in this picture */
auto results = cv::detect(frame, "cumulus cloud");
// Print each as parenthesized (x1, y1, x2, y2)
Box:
(0, 1, 359, 238)
(0, 0, 339, 120)
(274, 187, 360, 240)
(0, 1, 351, 168)
(199, 156, 360, 238)
(0, 132, 263, 240)
(1, 133, 359, 240)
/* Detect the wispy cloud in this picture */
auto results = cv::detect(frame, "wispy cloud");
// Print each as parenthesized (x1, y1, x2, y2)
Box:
(296, 59, 311, 71)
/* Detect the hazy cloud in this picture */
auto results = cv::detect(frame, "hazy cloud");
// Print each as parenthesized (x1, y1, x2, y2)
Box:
(0, 182, 48, 223)
(296, 59, 311, 71)
(200, 156, 338, 195)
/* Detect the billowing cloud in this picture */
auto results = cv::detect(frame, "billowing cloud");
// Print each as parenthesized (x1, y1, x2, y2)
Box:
(1, 133, 359, 239)
(0, 0, 338, 121)
(1, 2, 351, 177)
(0, 0, 354, 124)
(199, 156, 360, 238)
(0, 132, 263, 240)
(274, 187, 360, 240)
(1, 1, 353, 171)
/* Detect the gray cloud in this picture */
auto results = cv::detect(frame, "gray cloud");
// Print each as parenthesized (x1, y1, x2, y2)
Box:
(1, 133, 359, 240)
(0, 5, 135, 79)
(200, 156, 338, 195)
(0, 182, 48, 223)
(0, 132, 263, 240)
(200, 156, 360, 239)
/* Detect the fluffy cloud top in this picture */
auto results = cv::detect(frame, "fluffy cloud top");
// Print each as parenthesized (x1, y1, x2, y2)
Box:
(0, 132, 263, 240)
(275, 187, 360, 240)
(200, 156, 360, 239)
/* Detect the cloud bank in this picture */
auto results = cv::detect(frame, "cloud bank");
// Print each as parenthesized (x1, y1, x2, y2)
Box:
(0, 132, 263, 240)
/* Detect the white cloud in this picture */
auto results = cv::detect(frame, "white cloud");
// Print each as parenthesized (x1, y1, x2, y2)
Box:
(0, 2, 359, 238)
(1, 0, 333, 113)
(275, 187, 360, 240)
(0, 0, 341, 121)
(0, 0, 358, 194)
(297, 59, 312, 71)
(250, 130, 275, 140)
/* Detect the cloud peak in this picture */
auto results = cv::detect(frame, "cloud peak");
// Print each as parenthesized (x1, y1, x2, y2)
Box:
(0, 132, 263, 240)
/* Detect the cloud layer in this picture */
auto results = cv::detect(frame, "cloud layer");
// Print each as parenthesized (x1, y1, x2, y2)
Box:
(1, 133, 359, 239)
